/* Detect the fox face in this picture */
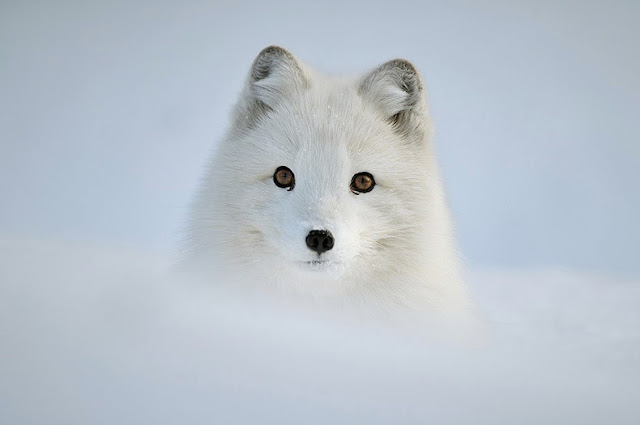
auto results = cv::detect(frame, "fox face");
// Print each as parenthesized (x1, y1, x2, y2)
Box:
(187, 46, 473, 316)
(195, 47, 435, 285)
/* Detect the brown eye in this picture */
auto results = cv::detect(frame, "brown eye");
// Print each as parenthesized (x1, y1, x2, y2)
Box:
(273, 166, 295, 190)
(350, 172, 375, 194)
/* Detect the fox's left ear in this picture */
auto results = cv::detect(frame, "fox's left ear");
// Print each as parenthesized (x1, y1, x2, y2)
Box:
(359, 59, 428, 137)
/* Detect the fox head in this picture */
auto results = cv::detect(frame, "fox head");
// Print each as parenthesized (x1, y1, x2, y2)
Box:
(189, 46, 461, 304)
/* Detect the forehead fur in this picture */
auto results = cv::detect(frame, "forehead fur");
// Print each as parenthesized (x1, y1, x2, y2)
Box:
(237, 74, 426, 173)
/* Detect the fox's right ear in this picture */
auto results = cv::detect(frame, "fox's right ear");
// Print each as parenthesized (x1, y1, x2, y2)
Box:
(245, 46, 308, 112)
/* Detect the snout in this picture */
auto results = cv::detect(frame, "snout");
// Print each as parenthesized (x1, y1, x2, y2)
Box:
(305, 229, 334, 254)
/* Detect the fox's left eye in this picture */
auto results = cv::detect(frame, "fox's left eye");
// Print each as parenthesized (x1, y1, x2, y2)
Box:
(350, 172, 375, 194)
(273, 166, 295, 191)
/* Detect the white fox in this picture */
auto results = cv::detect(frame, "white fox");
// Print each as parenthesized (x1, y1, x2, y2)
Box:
(186, 46, 474, 317)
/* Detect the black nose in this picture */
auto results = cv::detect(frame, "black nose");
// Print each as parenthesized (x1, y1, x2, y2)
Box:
(306, 230, 334, 254)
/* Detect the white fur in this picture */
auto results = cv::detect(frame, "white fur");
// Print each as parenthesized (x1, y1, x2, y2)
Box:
(185, 46, 475, 318)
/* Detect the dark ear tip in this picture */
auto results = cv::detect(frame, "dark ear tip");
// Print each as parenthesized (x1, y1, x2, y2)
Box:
(251, 45, 296, 81)
(386, 58, 418, 74)
(382, 58, 423, 96)
(257, 45, 290, 58)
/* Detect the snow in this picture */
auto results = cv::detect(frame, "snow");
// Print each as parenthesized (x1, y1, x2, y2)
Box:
(1, 236, 638, 424)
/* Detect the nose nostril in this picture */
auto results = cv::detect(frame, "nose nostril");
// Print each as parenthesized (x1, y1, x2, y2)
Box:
(306, 230, 334, 255)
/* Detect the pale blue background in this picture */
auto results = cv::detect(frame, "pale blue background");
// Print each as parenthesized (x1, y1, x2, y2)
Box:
(1, 0, 638, 275)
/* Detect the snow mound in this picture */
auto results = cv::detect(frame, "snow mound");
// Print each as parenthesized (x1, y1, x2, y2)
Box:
(1, 236, 638, 424)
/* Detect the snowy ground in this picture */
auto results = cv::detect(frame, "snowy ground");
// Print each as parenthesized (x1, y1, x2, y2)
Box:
(1, 236, 638, 424)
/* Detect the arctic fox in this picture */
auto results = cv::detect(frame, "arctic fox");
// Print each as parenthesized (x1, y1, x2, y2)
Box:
(187, 46, 474, 317)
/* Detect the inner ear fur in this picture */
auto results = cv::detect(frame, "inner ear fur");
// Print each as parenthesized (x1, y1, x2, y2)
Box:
(249, 46, 308, 109)
(359, 59, 428, 137)
(233, 46, 308, 128)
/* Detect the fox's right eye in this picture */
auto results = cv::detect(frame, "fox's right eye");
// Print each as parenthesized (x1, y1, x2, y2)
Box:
(273, 166, 295, 191)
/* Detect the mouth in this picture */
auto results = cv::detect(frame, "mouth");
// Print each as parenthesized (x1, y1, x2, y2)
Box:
(299, 259, 336, 271)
